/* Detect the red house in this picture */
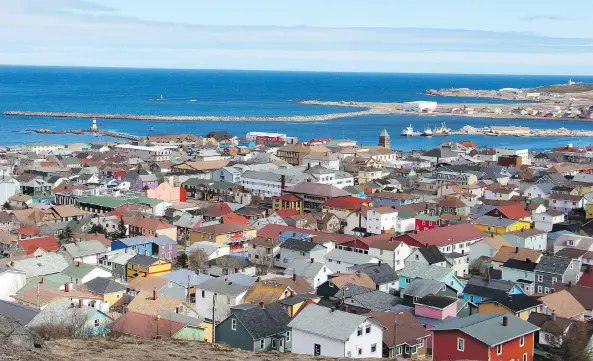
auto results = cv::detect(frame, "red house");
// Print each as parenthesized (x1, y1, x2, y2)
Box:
(18, 236, 60, 255)
(414, 214, 444, 232)
(255, 135, 284, 145)
(432, 313, 539, 361)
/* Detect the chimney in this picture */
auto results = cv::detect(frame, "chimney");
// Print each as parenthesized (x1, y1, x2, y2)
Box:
(76, 261, 80, 267)
(175, 307, 179, 314)
(64, 283, 70, 292)
(490, 233, 493, 238)
(280, 175, 286, 190)
(310, 258, 314, 263)
(234, 268, 240, 273)
(330, 306, 336, 312)
(40, 277, 45, 284)
(292, 273, 296, 282)
(259, 302, 265, 309)
(568, 281, 572, 288)
(502, 316, 508, 327)
(515, 246, 519, 254)
(153, 289, 158, 300)
(78, 299, 83, 308)
(123, 306, 127, 314)
(378, 260, 382, 266)
(552, 313, 556, 321)
(344, 304, 349, 313)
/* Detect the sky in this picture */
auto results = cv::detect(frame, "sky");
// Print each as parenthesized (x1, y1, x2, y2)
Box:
(1, 0, 592, 74)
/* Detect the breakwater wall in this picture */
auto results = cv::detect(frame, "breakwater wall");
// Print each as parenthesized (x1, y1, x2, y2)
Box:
(4, 109, 378, 122)
(28, 128, 143, 141)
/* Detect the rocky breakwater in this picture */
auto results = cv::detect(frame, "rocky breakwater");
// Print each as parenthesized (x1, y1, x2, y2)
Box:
(4, 108, 379, 122)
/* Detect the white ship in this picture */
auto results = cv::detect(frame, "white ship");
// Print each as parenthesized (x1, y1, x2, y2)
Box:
(401, 124, 418, 136)
(433, 122, 451, 135)
(422, 125, 433, 137)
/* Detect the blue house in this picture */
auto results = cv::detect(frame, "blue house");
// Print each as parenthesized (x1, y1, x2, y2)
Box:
(278, 231, 315, 242)
(462, 276, 525, 304)
(111, 235, 155, 256)
(398, 262, 465, 295)
(237, 139, 256, 148)
(370, 191, 421, 207)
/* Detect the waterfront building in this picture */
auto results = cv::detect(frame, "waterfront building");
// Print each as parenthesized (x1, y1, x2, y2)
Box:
(401, 101, 438, 112)
(114, 144, 172, 162)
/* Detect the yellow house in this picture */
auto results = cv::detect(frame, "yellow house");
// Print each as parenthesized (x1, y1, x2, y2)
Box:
(127, 254, 172, 282)
(81, 277, 127, 307)
(272, 194, 303, 214)
(278, 295, 321, 318)
(189, 223, 256, 246)
(477, 296, 541, 320)
(357, 167, 389, 185)
(586, 204, 593, 219)
(243, 281, 293, 305)
(473, 216, 531, 235)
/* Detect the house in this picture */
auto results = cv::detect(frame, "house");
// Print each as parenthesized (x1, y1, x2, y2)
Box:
(151, 235, 177, 261)
(437, 197, 470, 216)
(532, 211, 565, 232)
(347, 262, 398, 293)
(288, 304, 384, 358)
(126, 217, 177, 240)
(414, 214, 444, 232)
(398, 262, 464, 295)
(469, 235, 511, 263)
(126, 254, 172, 282)
(370, 192, 420, 208)
(321, 196, 371, 220)
(432, 313, 539, 361)
(284, 259, 334, 289)
(405, 245, 448, 268)
(0, 266, 26, 301)
(491, 246, 543, 270)
(414, 294, 460, 322)
(282, 182, 351, 212)
(552, 283, 593, 319)
(463, 276, 525, 304)
(400, 223, 485, 255)
(522, 183, 555, 200)
(316, 273, 377, 298)
(400, 278, 458, 307)
(194, 277, 250, 322)
(366, 207, 398, 235)
(366, 235, 413, 271)
(527, 313, 588, 350)
(216, 303, 292, 352)
(420, 148, 459, 164)
(485, 203, 532, 221)
(8, 194, 32, 209)
(278, 239, 328, 269)
(477, 294, 542, 320)
(12, 285, 105, 311)
(190, 223, 256, 251)
(323, 249, 379, 273)
(340, 288, 400, 314)
(364, 310, 430, 358)
(0, 299, 40, 326)
(111, 235, 158, 256)
(27, 299, 111, 337)
(79, 277, 126, 307)
(17, 236, 60, 255)
(483, 187, 520, 201)
(538, 290, 586, 320)
(473, 216, 531, 235)
(500, 259, 537, 295)
(534, 255, 579, 295)
(501, 229, 547, 251)
(243, 281, 294, 305)
(59, 240, 108, 265)
(61, 262, 112, 285)
(271, 194, 303, 215)
(7, 253, 70, 278)
(548, 193, 586, 214)
(112, 311, 204, 341)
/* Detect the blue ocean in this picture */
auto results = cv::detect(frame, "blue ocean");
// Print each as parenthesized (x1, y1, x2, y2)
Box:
(1, 66, 593, 151)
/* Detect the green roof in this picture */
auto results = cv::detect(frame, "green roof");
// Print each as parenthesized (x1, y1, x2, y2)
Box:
(415, 214, 440, 222)
(132, 196, 162, 206)
(182, 178, 212, 186)
(398, 211, 417, 219)
(61, 263, 97, 279)
(18, 274, 72, 294)
(79, 196, 131, 208)
(209, 181, 235, 190)
(343, 185, 363, 194)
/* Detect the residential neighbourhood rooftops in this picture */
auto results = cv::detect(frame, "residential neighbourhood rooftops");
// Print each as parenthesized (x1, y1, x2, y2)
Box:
(538, 290, 586, 319)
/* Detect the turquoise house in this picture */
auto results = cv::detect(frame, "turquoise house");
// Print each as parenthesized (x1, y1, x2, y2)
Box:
(462, 276, 525, 304)
(398, 262, 465, 295)
(27, 300, 111, 337)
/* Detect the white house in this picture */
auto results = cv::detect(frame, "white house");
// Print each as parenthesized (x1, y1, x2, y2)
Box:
(344, 211, 367, 236)
(212, 166, 243, 184)
(0, 266, 26, 301)
(495, 148, 530, 165)
(501, 229, 548, 251)
(303, 152, 340, 170)
(522, 183, 555, 200)
(241, 170, 306, 197)
(0, 178, 19, 204)
(366, 208, 398, 235)
(62, 262, 112, 285)
(194, 278, 249, 322)
(323, 249, 379, 273)
(484, 188, 520, 201)
(445, 253, 470, 278)
(368, 236, 413, 271)
(289, 304, 384, 358)
(187, 241, 230, 261)
(532, 211, 565, 232)
(548, 193, 586, 214)
(285, 259, 334, 288)
(468, 236, 510, 263)
(23, 143, 65, 154)
(115, 144, 171, 162)
(278, 240, 328, 268)
(246, 237, 281, 265)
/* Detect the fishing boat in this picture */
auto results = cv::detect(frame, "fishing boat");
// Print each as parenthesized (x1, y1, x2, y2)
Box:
(151, 95, 165, 101)
(433, 122, 451, 135)
(401, 124, 416, 137)
(422, 126, 433, 137)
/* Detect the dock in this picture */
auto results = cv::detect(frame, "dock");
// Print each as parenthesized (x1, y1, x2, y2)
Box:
(28, 128, 143, 141)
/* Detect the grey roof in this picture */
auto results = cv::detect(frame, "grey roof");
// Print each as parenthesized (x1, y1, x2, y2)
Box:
(422, 148, 458, 159)
(418, 246, 447, 265)
(280, 239, 322, 253)
(83, 277, 126, 294)
(231, 302, 291, 340)
(151, 235, 176, 246)
(0, 300, 40, 325)
(158, 311, 204, 326)
(324, 249, 376, 265)
(333, 284, 375, 299)
(463, 276, 516, 299)
(288, 304, 379, 342)
(345, 290, 400, 312)
(197, 278, 250, 296)
(162, 269, 213, 287)
(432, 312, 540, 346)
(398, 262, 451, 281)
(470, 204, 497, 216)
(128, 254, 160, 267)
(62, 240, 107, 258)
(380, 128, 389, 137)
(535, 255, 571, 275)
(27, 299, 100, 327)
(286, 260, 329, 280)
(223, 273, 257, 286)
(138, 174, 158, 182)
(11, 254, 70, 278)
(402, 279, 448, 298)
(347, 263, 397, 285)
(474, 215, 517, 227)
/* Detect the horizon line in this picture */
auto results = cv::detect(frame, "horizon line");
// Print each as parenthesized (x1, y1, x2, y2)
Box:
(0, 63, 591, 78)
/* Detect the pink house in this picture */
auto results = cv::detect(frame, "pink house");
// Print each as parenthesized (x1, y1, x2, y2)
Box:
(146, 182, 187, 203)
(414, 294, 458, 320)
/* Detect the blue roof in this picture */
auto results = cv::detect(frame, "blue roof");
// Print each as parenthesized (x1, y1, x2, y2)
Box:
(224, 273, 256, 286)
(117, 235, 174, 246)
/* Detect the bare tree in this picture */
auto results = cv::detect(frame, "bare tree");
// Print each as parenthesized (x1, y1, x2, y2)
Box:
(252, 250, 274, 276)
(187, 249, 208, 273)
(545, 321, 592, 361)
(216, 256, 242, 276)
(468, 259, 489, 276)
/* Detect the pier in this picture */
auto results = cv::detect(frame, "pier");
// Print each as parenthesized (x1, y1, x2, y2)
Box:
(28, 128, 143, 141)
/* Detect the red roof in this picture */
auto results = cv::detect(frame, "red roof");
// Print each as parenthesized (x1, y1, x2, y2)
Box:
(18, 236, 60, 255)
(108, 204, 152, 217)
(487, 203, 531, 220)
(322, 196, 370, 211)
(221, 213, 249, 225)
(407, 223, 486, 246)
(204, 203, 233, 218)
(111, 312, 185, 338)
(273, 194, 302, 202)
(274, 209, 300, 217)
(16, 226, 40, 236)
(257, 224, 354, 243)
(577, 267, 593, 288)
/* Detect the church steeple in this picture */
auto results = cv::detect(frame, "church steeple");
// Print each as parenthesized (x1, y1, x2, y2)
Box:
(379, 128, 390, 149)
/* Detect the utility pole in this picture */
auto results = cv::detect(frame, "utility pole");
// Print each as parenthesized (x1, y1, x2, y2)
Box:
(212, 292, 217, 344)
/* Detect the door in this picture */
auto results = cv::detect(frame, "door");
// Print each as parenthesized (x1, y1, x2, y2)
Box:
(314, 344, 321, 356)
(278, 338, 284, 352)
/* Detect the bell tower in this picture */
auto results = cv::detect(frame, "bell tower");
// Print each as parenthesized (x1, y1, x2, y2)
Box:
(379, 128, 390, 149)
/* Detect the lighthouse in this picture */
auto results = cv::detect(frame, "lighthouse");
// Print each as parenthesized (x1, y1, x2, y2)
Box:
(91, 118, 98, 131)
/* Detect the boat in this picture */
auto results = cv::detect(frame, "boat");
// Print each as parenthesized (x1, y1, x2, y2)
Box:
(422, 126, 433, 137)
(433, 121, 451, 135)
(151, 95, 165, 101)
(401, 124, 416, 137)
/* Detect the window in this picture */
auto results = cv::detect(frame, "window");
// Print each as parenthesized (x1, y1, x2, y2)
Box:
(286, 331, 290, 342)
(457, 338, 465, 351)
(358, 348, 362, 355)
(260, 339, 265, 349)
(94, 319, 100, 328)
(545, 287, 550, 294)
(520, 336, 524, 347)
(271, 339, 277, 349)
(497, 344, 503, 355)
(314, 344, 321, 356)
(201, 290, 205, 298)
(406, 278, 411, 284)
(357, 327, 363, 336)
(523, 353, 528, 361)
(419, 339, 424, 348)
(371, 344, 377, 353)
(231, 318, 236, 331)
(411, 346, 418, 355)
(538, 286, 543, 293)
(397, 346, 403, 356)
(551, 277, 557, 284)
(570, 263, 574, 269)
(537, 275, 543, 282)
(365, 325, 371, 334)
